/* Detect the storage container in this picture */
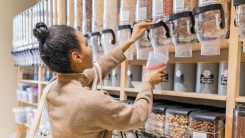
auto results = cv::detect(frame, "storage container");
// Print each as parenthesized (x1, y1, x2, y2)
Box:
(13, 107, 26, 124)
(136, 0, 152, 22)
(128, 66, 142, 88)
(155, 63, 174, 91)
(21, 91, 28, 102)
(100, 29, 117, 55)
(25, 107, 36, 126)
(123, 130, 138, 138)
(174, 63, 196, 92)
(113, 130, 124, 138)
(16, 90, 22, 101)
(103, 0, 119, 29)
(103, 72, 112, 86)
(27, 88, 38, 104)
(173, 0, 198, 13)
(195, 62, 219, 94)
(89, 32, 104, 62)
(67, 0, 75, 27)
(146, 52, 169, 70)
(218, 61, 228, 95)
(112, 66, 121, 87)
(92, 0, 104, 32)
(18, 83, 30, 91)
(74, 0, 83, 31)
(82, 0, 92, 34)
(120, 0, 136, 25)
(165, 107, 202, 137)
(188, 111, 225, 138)
(152, 0, 173, 19)
(135, 30, 151, 60)
(193, 0, 229, 55)
(240, 62, 245, 96)
(234, 0, 245, 53)
(232, 104, 245, 138)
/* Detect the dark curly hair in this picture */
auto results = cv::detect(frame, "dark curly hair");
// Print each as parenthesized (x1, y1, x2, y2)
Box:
(33, 22, 81, 73)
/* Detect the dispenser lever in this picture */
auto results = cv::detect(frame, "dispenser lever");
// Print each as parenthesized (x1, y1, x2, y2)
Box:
(159, 20, 171, 37)
(100, 29, 116, 45)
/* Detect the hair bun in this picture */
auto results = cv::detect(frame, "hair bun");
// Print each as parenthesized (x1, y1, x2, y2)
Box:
(33, 22, 49, 44)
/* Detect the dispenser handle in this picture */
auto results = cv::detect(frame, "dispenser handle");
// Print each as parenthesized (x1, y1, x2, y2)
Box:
(192, 3, 225, 29)
(89, 32, 102, 46)
(167, 11, 196, 34)
(100, 29, 116, 45)
(159, 20, 171, 37)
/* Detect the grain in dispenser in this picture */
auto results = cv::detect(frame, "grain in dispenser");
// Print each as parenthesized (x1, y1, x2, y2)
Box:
(232, 105, 245, 138)
(195, 62, 219, 94)
(92, 0, 104, 32)
(192, 0, 229, 55)
(167, 0, 197, 57)
(218, 61, 228, 95)
(155, 63, 174, 91)
(174, 63, 196, 92)
(234, 0, 245, 53)
(82, 0, 92, 34)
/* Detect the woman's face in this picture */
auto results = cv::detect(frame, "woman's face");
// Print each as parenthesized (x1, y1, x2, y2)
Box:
(76, 30, 93, 69)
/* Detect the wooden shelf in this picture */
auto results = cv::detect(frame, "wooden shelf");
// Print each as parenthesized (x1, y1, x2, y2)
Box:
(24, 123, 30, 128)
(18, 100, 38, 106)
(236, 97, 245, 103)
(124, 88, 227, 101)
(98, 86, 121, 91)
(19, 80, 39, 84)
(40, 81, 49, 85)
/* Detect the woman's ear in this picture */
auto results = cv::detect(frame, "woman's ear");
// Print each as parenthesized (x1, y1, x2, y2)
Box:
(71, 51, 83, 63)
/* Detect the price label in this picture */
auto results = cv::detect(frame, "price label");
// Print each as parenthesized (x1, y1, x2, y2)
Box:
(193, 131, 207, 138)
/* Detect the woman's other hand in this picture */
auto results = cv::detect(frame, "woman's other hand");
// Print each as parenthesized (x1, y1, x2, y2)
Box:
(129, 22, 152, 42)
(144, 66, 167, 86)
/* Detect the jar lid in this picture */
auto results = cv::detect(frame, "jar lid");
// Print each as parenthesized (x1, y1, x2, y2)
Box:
(166, 107, 202, 116)
(189, 111, 226, 121)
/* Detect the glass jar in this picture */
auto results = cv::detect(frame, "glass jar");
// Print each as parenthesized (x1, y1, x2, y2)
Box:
(120, 0, 136, 25)
(82, 0, 92, 34)
(92, 0, 104, 32)
(188, 111, 225, 138)
(232, 105, 245, 137)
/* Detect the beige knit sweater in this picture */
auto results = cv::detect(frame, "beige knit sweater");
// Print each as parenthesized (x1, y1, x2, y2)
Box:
(46, 47, 153, 138)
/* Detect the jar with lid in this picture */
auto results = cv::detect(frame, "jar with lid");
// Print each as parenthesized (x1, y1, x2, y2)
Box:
(232, 104, 245, 137)
(165, 107, 202, 137)
(82, 0, 92, 34)
(92, 0, 104, 32)
(193, 0, 229, 55)
(167, 0, 197, 57)
(234, 0, 245, 53)
(188, 111, 225, 138)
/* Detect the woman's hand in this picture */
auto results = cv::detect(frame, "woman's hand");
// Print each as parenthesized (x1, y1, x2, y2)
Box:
(129, 22, 152, 42)
(144, 66, 167, 86)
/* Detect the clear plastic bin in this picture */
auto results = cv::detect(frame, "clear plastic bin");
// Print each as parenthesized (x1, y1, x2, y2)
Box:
(188, 111, 225, 138)
(165, 107, 202, 137)
(168, 11, 197, 57)
(16, 90, 22, 101)
(25, 107, 36, 126)
(89, 32, 104, 62)
(21, 91, 28, 102)
(145, 112, 165, 137)
(27, 88, 38, 104)
(234, 1, 245, 53)
(152, 0, 173, 19)
(82, 0, 92, 34)
(136, 0, 152, 22)
(146, 52, 168, 70)
(120, 0, 136, 25)
(13, 107, 26, 124)
(100, 29, 117, 55)
(193, 1, 228, 55)
(135, 31, 152, 60)
(149, 21, 172, 56)
(103, 0, 119, 29)
(232, 105, 245, 137)
(115, 25, 134, 60)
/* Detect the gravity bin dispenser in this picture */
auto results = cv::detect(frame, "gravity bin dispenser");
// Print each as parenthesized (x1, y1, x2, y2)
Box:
(193, 1, 228, 56)
(89, 32, 104, 62)
(234, 0, 245, 53)
(167, 0, 198, 58)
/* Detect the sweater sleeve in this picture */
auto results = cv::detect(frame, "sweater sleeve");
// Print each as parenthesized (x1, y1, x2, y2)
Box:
(83, 46, 126, 87)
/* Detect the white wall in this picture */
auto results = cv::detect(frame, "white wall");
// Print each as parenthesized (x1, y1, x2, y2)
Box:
(0, 0, 36, 137)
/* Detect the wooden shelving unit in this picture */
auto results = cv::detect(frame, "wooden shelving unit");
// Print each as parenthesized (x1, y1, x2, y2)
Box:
(14, 1, 244, 138)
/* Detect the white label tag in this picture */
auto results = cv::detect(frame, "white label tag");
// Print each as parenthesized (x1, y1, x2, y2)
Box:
(200, 0, 214, 5)
(154, 0, 163, 16)
(174, 0, 185, 12)
(122, 10, 130, 22)
(193, 132, 207, 138)
(138, 7, 147, 20)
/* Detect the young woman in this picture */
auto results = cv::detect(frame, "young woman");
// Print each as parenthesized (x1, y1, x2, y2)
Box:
(33, 22, 166, 138)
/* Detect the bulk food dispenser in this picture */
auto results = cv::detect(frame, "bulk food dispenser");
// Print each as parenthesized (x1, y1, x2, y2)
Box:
(192, 0, 228, 55)
(134, 0, 153, 60)
(82, 0, 92, 34)
(234, 0, 245, 53)
(100, 0, 119, 87)
(89, 0, 105, 62)
(167, 0, 197, 58)
(116, 0, 136, 60)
